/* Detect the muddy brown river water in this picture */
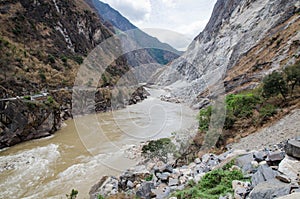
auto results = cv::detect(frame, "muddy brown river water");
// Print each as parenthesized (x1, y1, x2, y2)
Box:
(0, 88, 197, 199)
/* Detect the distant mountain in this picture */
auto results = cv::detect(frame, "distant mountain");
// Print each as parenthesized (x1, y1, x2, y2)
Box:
(90, 0, 182, 67)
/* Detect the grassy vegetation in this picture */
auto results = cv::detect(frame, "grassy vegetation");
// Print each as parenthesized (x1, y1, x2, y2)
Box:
(173, 162, 244, 199)
(141, 138, 176, 163)
(196, 63, 300, 149)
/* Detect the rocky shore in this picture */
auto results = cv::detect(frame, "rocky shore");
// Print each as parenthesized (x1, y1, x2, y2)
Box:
(90, 138, 300, 199)
(89, 110, 300, 199)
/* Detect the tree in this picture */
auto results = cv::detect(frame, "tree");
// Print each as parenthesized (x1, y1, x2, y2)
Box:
(263, 71, 288, 100)
(284, 62, 300, 95)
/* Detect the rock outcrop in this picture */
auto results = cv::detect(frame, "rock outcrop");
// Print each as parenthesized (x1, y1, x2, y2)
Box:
(0, 99, 61, 149)
(157, 0, 300, 104)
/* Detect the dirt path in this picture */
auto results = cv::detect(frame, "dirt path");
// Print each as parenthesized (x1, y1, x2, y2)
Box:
(229, 109, 300, 151)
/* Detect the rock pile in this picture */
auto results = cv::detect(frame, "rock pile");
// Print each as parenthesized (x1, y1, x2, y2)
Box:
(89, 138, 300, 199)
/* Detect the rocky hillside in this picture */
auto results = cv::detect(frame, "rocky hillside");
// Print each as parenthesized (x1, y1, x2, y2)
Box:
(0, 0, 125, 95)
(157, 0, 300, 106)
(0, 0, 147, 148)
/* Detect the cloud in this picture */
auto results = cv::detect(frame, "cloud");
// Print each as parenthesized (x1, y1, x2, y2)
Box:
(142, 28, 192, 51)
(99, 0, 217, 50)
(101, 0, 151, 22)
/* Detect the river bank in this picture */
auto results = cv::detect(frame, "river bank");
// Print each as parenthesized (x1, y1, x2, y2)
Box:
(89, 109, 300, 199)
(0, 87, 197, 198)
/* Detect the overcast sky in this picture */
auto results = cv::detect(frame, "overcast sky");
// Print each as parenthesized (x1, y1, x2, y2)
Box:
(100, 0, 217, 50)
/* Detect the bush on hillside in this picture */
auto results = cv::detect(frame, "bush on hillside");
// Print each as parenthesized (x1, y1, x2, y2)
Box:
(263, 71, 288, 100)
(284, 62, 300, 95)
(142, 138, 176, 163)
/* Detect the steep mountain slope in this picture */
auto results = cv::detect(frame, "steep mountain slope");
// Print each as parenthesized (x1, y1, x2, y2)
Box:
(89, 0, 181, 68)
(0, 0, 121, 96)
(157, 0, 300, 106)
(0, 0, 136, 148)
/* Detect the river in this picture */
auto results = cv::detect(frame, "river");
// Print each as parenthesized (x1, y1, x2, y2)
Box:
(0, 87, 197, 199)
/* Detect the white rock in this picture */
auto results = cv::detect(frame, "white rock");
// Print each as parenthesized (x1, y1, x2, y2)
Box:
(278, 155, 300, 181)
(194, 173, 206, 183)
(194, 158, 201, 164)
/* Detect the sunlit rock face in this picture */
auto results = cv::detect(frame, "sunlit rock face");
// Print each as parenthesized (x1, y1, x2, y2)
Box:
(157, 0, 300, 105)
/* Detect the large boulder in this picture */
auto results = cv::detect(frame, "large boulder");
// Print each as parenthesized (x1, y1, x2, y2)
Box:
(249, 179, 292, 199)
(251, 165, 278, 186)
(285, 139, 300, 159)
(278, 155, 300, 181)
(236, 153, 255, 174)
(136, 182, 155, 199)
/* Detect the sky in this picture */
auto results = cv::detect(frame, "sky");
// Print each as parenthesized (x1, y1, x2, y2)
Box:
(100, 0, 217, 50)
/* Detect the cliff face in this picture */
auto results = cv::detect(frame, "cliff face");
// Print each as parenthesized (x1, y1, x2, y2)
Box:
(0, 98, 61, 149)
(157, 0, 300, 106)
(0, 0, 114, 94)
(0, 0, 135, 147)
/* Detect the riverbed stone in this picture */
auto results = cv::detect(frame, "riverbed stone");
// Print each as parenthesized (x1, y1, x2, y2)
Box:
(168, 178, 179, 186)
(194, 158, 201, 164)
(163, 164, 174, 173)
(251, 165, 278, 186)
(232, 180, 251, 199)
(276, 174, 291, 183)
(266, 151, 285, 165)
(151, 183, 170, 199)
(236, 153, 255, 174)
(254, 151, 267, 162)
(285, 140, 300, 159)
(194, 173, 206, 183)
(249, 179, 292, 199)
(136, 182, 155, 199)
(89, 176, 118, 199)
(278, 155, 300, 181)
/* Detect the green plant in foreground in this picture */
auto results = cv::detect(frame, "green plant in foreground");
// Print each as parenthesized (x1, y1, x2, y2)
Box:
(174, 163, 244, 199)
(66, 189, 78, 199)
(145, 174, 153, 181)
(97, 194, 105, 199)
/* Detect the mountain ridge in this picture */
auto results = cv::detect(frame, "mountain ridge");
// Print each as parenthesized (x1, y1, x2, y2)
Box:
(90, 0, 182, 67)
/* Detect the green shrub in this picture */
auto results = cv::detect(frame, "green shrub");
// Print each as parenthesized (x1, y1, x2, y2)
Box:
(259, 104, 277, 121)
(226, 93, 261, 118)
(61, 55, 68, 65)
(66, 189, 78, 199)
(145, 174, 153, 181)
(263, 71, 288, 99)
(97, 195, 105, 199)
(142, 138, 172, 153)
(174, 163, 244, 199)
(73, 56, 84, 64)
(284, 62, 300, 95)
(141, 138, 176, 163)
(23, 95, 31, 100)
(47, 96, 54, 103)
(47, 54, 56, 64)
(39, 71, 46, 82)
(197, 106, 212, 131)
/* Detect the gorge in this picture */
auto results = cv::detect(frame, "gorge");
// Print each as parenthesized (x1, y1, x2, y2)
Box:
(0, 0, 300, 198)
